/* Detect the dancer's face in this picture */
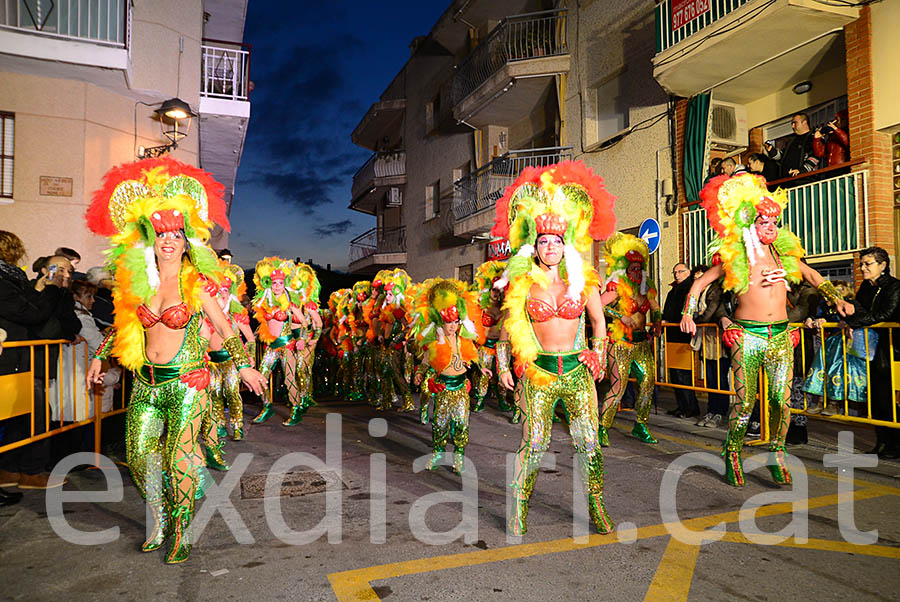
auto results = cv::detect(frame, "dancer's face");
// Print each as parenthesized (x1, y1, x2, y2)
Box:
(442, 320, 460, 336)
(154, 230, 185, 263)
(755, 215, 778, 245)
(536, 234, 564, 266)
(626, 261, 643, 284)
(272, 276, 285, 296)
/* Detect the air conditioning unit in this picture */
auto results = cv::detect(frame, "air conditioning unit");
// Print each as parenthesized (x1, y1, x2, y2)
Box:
(386, 187, 403, 207)
(709, 100, 748, 151)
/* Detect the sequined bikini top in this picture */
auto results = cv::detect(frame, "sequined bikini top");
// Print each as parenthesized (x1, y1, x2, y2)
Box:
(264, 309, 289, 321)
(526, 296, 585, 323)
(482, 312, 498, 327)
(137, 302, 192, 330)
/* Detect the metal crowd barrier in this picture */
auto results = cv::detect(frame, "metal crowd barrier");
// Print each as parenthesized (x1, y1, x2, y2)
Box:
(0, 338, 129, 466)
(655, 321, 900, 445)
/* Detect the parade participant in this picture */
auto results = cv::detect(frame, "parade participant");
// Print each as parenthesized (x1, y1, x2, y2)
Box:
(680, 174, 851, 487)
(314, 305, 335, 397)
(206, 261, 254, 445)
(406, 279, 436, 424)
(412, 279, 486, 475)
(471, 260, 515, 415)
(598, 233, 661, 446)
(367, 272, 392, 409)
(493, 160, 617, 536)
(346, 281, 373, 402)
(250, 257, 307, 426)
(85, 157, 266, 563)
(378, 269, 414, 412)
(289, 262, 323, 416)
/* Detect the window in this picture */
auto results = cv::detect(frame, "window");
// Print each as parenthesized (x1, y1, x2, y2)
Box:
(0, 112, 13, 199)
(425, 180, 440, 221)
(585, 70, 628, 148)
(456, 264, 473, 284)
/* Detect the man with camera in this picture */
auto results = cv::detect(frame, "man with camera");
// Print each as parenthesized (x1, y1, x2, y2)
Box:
(764, 112, 820, 181)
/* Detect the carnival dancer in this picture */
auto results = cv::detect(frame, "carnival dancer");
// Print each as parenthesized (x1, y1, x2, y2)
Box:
(329, 289, 354, 398)
(205, 261, 255, 445)
(598, 233, 661, 446)
(85, 157, 267, 563)
(493, 160, 617, 535)
(367, 272, 392, 410)
(680, 174, 850, 486)
(471, 260, 516, 416)
(348, 281, 374, 402)
(412, 279, 486, 475)
(251, 257, 308, 426)
(378, 269, 415, 412)
(289, 262, 323, 416)
(314, 305, 335, 397)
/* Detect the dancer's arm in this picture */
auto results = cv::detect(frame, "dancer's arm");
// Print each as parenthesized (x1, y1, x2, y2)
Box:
(680, 264, 723, 335)
(202, 292, 267, 395)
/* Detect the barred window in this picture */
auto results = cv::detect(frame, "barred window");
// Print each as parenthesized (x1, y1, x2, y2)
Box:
(0, 112, 13, 198)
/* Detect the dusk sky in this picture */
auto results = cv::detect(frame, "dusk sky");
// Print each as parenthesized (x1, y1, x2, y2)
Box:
(228, 1, 447, 271)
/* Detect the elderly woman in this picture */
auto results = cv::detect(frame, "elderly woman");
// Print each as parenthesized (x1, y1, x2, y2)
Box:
(86, 158, 266, 564)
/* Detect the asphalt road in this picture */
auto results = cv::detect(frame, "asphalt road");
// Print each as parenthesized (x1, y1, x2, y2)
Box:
(1, 391, 899, 602)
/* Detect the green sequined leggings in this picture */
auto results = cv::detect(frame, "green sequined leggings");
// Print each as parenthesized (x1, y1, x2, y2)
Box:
(380, 346, 411, 409)
(208, 356, 242, 430)
(259, 344, 300, 408)
(726, 320, 793, 452)
(431, 375, 470, 454)
(126, 373, 205, 532)
(512, 362, 605, 501)
(600, 339, 655, 427)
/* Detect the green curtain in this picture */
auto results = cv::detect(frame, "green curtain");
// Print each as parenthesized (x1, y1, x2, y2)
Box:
(683, 92, 711, 203)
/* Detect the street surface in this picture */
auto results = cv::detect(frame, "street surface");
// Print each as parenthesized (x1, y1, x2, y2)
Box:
(2, 391, 899, 602)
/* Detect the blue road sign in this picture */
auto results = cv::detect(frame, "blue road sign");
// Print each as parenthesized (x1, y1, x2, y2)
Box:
(639, 218, 661, 254)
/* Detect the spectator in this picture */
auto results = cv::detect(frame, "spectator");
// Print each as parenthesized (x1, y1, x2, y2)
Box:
(843, 247, 900, 458)
(54, 247, 85, 281)
(86, 266, 115, 329)
(0, 231, 69, 489)
(690, 264, 731, 428)
(812, 110, 850, 168)
(747, 152, 780, 182)
(704, 157, 723, 185)
(765, 112, 820, 179)
(217, 248, 233, 262)
(663, 262, 700, 418)
(721, 157, 748, 177)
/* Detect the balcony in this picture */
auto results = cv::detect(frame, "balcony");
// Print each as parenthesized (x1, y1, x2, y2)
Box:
(682, 170, 869, 268)
(652, 0, 858, 102)
(348, 226, 407, 275)
(351, 98, 406, 151)
(451, 9, 569, 129)
(0, 0, 129, 71)
(452, 146, 573, 237)
(350, 150, 407, 215)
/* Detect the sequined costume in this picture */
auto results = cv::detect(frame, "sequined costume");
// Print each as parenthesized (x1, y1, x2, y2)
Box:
(378, 269, 414, 412)
(598, 233, 661, 445)
(471, 261, 515, 415)
(86, 157, 254, 564)
(491, 161, 617, 535)
(411, 279, 485, 475)
(289, 262, 322, 417)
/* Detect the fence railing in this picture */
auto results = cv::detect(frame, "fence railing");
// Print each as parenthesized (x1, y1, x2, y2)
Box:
(201, 40, 251, 101)
(452, 146, 573, 222)
(349, 226, 406, 264)
(654, 0, 752, 54)
(351, 150, 406, 200)
(451, 9, 568, 106)
(683, 170, 868, 267)
(0, 0, 128, 46)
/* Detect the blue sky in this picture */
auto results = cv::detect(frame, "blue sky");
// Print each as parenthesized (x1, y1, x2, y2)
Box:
(228, 1, 446, 270)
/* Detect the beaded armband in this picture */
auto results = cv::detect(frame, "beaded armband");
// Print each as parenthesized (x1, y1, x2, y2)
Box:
(604, 305, 624, 321)
(223, 335, 252, 370)
(93, 328, 116, 360)
(312, 326, 322, 339)
(651, 309, 662, 323)
(817, 280, 845, 307)
(246, 340, 257, 361)
(590, 336, 609, 359)
(682, 294, 698, 316)
(496, 340, 512, 375)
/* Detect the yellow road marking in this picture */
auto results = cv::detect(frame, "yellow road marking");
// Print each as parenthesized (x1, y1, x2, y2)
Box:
(643, 537, 701, 602)
(716, 531, 900, 558)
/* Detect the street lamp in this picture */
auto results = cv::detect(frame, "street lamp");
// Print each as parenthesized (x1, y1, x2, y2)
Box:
(138, 97, 196, 158)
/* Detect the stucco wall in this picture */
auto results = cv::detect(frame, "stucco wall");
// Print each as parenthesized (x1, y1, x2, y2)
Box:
(871, 0, 900, 132)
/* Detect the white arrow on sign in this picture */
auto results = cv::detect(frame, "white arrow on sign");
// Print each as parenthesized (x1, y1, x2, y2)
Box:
(641, 231, 659, 241)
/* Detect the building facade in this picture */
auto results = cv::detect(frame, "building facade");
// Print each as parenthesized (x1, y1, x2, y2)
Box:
(0, 0, 251, 268)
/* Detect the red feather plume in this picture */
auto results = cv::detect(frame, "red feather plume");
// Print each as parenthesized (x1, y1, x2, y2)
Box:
(699, 174, 730, 237)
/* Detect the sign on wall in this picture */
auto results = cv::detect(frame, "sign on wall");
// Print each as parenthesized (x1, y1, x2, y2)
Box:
(39, 176, 73, 197)
(486, 238, 511, 261)
(671, 0, 710, 30)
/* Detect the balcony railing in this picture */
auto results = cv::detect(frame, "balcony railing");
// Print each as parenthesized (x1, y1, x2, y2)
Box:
(351, 150, 406, 200)
(451, 9, 568, 106)
(452, 146, 574, 222)
(0, 0, 128, 46)
(201, 40, 251, 101)
(683, 170, 869, 267)
(654, 0, 752, 54)
(349, 226, 406, 264)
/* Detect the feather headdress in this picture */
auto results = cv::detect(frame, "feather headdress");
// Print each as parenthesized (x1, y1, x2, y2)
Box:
(603, 232, 657, 344)
(410, 278, 484, 373)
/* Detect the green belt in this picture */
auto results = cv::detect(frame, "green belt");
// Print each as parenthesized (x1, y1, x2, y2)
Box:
(137, 360, 204, 386)
(437, 373, 468, 391)
(291, 327, 306, 339)
(269, 334, 292, 350)
(630, 330, 648, 343)
(208, 349, 231, 363)
(735, 319, 788, 339)
(483, 338, 498, 349)
(533, 350, 583, 376)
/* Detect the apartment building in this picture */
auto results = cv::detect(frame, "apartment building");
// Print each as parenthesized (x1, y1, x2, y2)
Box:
(652, 0, 898, 280)
(0, 0, 251, 267)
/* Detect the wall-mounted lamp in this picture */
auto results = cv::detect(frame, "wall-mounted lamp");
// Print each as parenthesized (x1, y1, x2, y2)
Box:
(138, 97, 196, 158)
(792, 81, 813, 95)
